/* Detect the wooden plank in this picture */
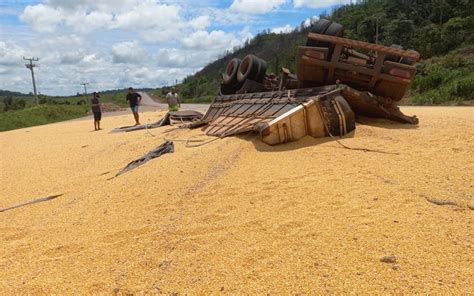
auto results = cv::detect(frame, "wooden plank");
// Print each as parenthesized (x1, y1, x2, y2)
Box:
(307, 33, 420, 60)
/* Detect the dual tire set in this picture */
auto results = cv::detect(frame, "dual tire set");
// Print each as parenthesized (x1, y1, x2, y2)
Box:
(306, 19, 344, 58)
(221, 55, 267, 95)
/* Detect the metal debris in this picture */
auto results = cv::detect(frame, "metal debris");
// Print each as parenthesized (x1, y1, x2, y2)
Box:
(0, 194, 64, 213)
(115, 141, 174, 177)
(111, 111, 203, 133)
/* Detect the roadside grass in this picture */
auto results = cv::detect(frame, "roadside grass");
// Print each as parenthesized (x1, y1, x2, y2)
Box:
(93, 91, 129, 107)
(0, 105, 89, 132)
(148, 90, 214, 104)
(181, 95, 214, 104)
(411, 45, 474, 104)
(52, 91, 129, 107)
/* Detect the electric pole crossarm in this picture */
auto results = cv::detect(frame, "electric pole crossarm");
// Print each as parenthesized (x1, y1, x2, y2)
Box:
(80, 82, 89, 95)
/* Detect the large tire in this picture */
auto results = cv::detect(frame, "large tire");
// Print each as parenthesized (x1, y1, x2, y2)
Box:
(385, 44, 403, 63)
(325, 22, 344, 37)
(306, 19, 332, 47)
(222, 58, 241, 85)
(323, 22, 345, 60)
(237, 54, 260, 83)
(254, 58, 267, 83)
(401, 49, 417, 65)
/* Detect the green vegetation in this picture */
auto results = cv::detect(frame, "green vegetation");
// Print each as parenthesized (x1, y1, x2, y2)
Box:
(165, 31, 309, 103)
(0, 90, 130, 132)
(330, 0, 473, 57)
(87, 91, 129, 107)
(173, 0, 473, 104)
(0, 104, 89, 132)
(411, 45, 474, 104)
(2, 96, 27, 111)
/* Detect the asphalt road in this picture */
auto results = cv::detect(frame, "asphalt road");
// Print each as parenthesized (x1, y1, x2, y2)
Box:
(138, 92, 209, 111)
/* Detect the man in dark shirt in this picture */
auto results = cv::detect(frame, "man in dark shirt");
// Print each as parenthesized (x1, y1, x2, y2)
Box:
(91, 92, 102, 131)
(126, 87, 142, 125)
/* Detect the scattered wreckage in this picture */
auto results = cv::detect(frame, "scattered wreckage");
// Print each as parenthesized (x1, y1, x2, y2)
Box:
(196, 19, 420, 145)
(114, 19, 420, 147)
(111, 110, 204, 133)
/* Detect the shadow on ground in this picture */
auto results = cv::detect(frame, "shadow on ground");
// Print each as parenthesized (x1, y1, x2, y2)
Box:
(239, 116, 419, 153)
(243, 131, 356, 153)
(356, 116, 419, 130)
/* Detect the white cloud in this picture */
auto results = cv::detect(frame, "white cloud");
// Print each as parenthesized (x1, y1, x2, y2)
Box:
(271, 24, 294, 34)
(181, 30, 240, 50)
(60, 50, 86, 64)
(239, 26, 254, 41)
(230, 0, 287, 14)
(293, 0, 351, 9)
(65, 10, 114, 33)
(0, 67, 13, 75)
(113, 2, 182, 31)
(19, 4, 63, 33)
(188, 15, 211, 30)
(0, 41, 26, 66)
(45, 0, 138, 12)
(112, 41, 149, 64)
(4, 0, 352, 95)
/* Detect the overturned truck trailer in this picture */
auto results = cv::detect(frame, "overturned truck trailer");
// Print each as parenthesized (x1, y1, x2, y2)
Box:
(202, 85, 355, 145)
(198, 19, 420, 145)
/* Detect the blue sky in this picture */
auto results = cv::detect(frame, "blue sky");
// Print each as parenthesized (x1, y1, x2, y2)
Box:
(0, 0, 350, 95)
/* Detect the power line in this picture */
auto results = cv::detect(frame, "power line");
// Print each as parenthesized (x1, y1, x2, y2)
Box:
(23, 56, 39, 104)
(80, 82, 89, 95)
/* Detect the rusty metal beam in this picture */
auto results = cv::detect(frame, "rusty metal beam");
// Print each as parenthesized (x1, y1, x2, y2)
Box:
(307, 33, 420, 60)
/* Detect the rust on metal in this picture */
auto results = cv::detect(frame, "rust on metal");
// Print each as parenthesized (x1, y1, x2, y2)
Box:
(201, 86, 356, 144)
(194, 19, 421, 146)
(307, 33, 421, 60)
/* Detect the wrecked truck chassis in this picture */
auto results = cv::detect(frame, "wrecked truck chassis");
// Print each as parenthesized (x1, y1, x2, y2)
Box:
(298, 33, 420, 101)
(199, 84, 418, 145)
(201, 85, 355, 145)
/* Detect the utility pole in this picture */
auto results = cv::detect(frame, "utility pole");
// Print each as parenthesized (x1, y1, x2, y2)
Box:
(80, 82, 89, 95)
(23, 56, 39, 104)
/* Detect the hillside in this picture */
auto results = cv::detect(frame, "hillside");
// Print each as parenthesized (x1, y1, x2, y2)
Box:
(172, 0, 473, 103)
(153, 30, 310, 103)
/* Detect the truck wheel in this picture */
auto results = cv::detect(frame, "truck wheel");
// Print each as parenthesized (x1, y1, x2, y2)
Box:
(324, 22, 345, 60)
(401, 49, 417, 65)
(385, 44, 403, 63)
(222, 58, 241, 85)
(325, 22, 344, 37)
(254, 58, 267, 83)
(237, 54, 260, 83)
(306, 19, 332, 47)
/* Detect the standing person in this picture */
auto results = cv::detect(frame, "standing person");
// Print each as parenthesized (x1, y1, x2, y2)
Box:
(166, 87, 181, 112)
(91, 92, 102, 131)
(126, 87, 142, 125)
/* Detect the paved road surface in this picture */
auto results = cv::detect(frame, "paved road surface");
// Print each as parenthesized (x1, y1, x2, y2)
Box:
(138, 92, 209, 111)
(75, 92, 209, 123)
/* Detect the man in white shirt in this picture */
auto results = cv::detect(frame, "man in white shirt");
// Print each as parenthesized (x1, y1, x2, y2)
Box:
(166, 87, 181, 112)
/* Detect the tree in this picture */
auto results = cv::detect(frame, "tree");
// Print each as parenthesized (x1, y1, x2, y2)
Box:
(3, 96, 13, 111)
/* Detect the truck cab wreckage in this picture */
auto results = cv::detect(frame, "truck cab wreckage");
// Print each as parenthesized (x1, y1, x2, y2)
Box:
(198, 19, 420, 145)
